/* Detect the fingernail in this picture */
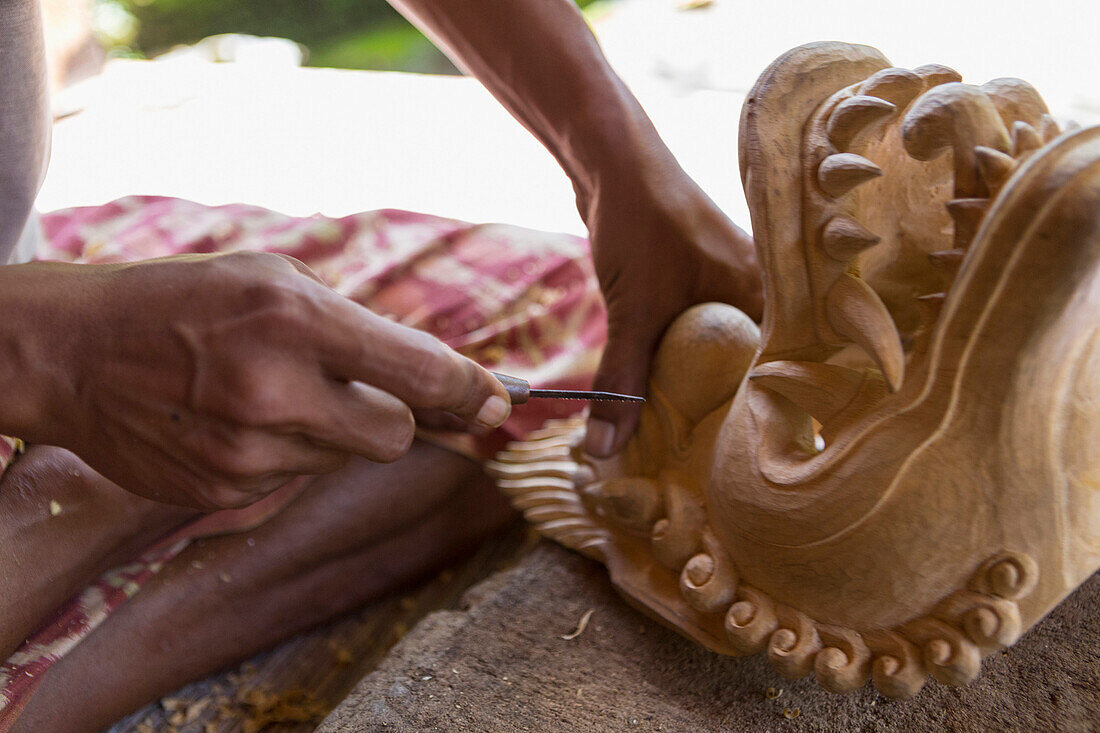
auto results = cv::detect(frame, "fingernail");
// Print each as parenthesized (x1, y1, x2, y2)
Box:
(475, 395, 511, 428)
(585, 419, 617, 458)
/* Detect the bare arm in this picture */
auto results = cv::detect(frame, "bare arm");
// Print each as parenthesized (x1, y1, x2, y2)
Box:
(389, 0, 763, 455)
(387, 0, 642, 210)
(0, 0, 49, 255)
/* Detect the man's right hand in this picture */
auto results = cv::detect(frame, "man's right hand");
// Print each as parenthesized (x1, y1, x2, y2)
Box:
(1, 252, 511, 509)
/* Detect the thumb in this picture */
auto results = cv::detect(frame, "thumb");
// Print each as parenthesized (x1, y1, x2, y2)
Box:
(585, 323, 657, 458)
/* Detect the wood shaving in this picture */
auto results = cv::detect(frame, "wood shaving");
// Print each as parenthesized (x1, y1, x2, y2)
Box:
(766, 686, 783, 699)
(782, 707, 801, 719)
(560, 608, 595, 640)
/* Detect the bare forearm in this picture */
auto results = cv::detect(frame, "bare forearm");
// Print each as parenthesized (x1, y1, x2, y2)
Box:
(0, 0, 50, 253)
(388, 0, 660, 205)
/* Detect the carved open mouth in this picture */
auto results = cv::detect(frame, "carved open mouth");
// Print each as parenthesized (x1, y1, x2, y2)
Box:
(740, 44, 1077, 452)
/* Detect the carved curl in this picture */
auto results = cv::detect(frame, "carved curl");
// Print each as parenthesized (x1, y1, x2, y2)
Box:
(967, 551, 1038, 600)
(680, 529, 738, 614)
(767, 606, 823, 679)
(724, 585, 778, 654)
(581, 477, 662, 532)
(902, 617, 982, 687)
(934, 590, 1022, 650)
(651, 481, 707, 570)
(865, 630, 928, 699)
(814, 625, 872, 693)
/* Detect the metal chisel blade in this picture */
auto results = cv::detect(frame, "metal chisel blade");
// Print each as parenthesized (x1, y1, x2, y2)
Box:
(526, 389, 645, 403)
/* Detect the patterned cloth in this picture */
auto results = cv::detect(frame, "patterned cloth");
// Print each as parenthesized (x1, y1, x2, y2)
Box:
(0, 196, 606, 728)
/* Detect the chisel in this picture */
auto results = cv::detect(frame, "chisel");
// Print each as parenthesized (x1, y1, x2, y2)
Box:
(493, 372, 645, 405)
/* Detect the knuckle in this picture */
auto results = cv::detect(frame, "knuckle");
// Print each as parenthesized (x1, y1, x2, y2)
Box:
(230, 368, 289, 427)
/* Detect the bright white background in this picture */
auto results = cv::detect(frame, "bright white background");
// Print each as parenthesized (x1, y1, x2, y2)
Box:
(38, 0, 1100, 236)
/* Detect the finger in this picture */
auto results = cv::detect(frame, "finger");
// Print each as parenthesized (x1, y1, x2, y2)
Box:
(313, 308, 511, 429)
(413, 408, 485, 434)
(180, 421, 351, 481)
(297, 380, 418, 463)
(585, 322, 658, 458)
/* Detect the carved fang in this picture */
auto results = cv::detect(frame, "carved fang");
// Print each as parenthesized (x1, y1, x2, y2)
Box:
(821, 217, 880, 261)
(1012, 121, 1043, 156)
(1039, 113, 1061, 142)
(827, 95, 897, 150)
(945, 198, 990, 247)
(974, 146, 1016, 191)
(859, 68, 924, 108)
(928, 249, 965, 279)
(817, 153, 882, 197)
(916, 292, 946, 323)
(902, 84, 1011, 196)
(824, 274, 905, 392)
(749, 360, 866, 423)
(913, 64, 962, 88)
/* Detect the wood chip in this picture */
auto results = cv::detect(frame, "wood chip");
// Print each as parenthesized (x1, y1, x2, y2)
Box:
(560, 609, 595, 640)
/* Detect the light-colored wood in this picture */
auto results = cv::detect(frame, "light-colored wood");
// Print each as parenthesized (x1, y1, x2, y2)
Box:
(490, 42, 1100, 699)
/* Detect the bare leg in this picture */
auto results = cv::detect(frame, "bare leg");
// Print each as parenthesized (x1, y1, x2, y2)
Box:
(14, 441, 513, 733)
(0, 446, 195, 657)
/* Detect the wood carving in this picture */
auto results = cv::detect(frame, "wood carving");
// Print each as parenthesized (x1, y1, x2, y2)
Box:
(488, 42, 1100, 698)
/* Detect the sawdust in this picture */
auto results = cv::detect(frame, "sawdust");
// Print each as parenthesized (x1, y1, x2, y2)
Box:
(560, 608, 595, 640)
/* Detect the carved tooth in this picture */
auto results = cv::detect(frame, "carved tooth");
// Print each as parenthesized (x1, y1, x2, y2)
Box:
(824, 274, 905, 392)
(1012, 121, 1043, 156)
(749, 360, 866, 423)
(916, 292, 947, 323)
(928, 249, 966, 279)
(945, 198, 990, 247)
(817, 153, 882, 197)
(827, 95, 897, 150)
(821, 217, 880, 261)
(860, 68, 924, 108)
(980, 78, 1049, 131)
(1038, 113, 1061, 142)
(913, 64, 962, 88)
(973, 146, 1016, 191)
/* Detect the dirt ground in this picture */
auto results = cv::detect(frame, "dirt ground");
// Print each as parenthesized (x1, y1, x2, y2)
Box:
(320, 542, 1099, 732)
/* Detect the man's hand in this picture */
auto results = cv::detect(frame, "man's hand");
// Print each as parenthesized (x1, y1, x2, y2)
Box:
(580, 143, 763, 457)
(1, 253, 511, 509)
(386, 0, 761, 457)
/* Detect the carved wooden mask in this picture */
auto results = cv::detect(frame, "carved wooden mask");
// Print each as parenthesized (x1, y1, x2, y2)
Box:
(489, 42, 1100, 699)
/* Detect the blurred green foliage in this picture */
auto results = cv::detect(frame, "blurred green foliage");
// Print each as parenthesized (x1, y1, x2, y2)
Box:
(103, 0, 601, 73)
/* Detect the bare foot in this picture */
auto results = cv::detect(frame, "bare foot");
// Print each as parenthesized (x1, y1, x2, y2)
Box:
(0, 446, 196, 657)
(14, 440, 513, 732)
